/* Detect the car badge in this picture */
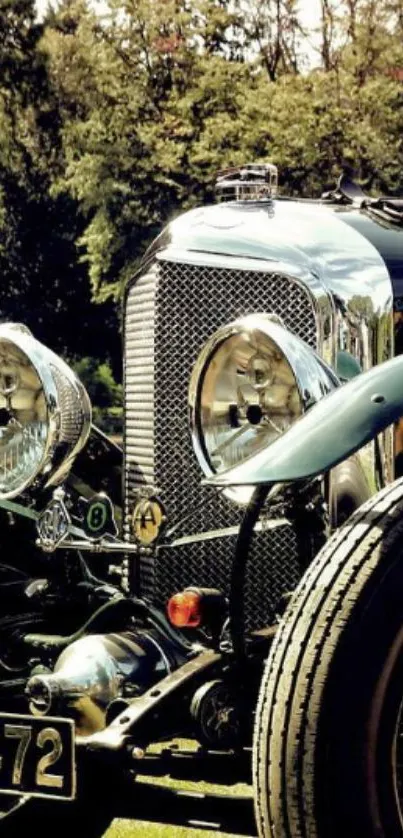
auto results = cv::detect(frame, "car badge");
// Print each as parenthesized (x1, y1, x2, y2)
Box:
(37, 494, 71, 551)
(80, 493, 117, 541)
(131, 496, 166, 545)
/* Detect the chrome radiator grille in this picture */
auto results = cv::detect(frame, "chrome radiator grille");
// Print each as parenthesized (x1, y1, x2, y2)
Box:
(125, 259, 317, 628)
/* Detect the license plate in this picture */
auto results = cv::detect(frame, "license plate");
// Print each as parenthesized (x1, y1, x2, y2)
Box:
(0, 713, 75, 800)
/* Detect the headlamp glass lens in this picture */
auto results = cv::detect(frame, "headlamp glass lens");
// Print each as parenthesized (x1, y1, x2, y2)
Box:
(199, 330, 302, 476)
(0, 340, 47, 495)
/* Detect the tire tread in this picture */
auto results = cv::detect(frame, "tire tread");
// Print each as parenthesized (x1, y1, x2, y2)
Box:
(253, 477, 403, 838)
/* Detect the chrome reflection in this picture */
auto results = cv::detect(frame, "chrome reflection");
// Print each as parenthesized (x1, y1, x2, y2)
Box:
(0, 323, 92, 499)
(0, 338, 48, 497)
(189, 315, 339, 503)
(26, 632, 170, 736)
(200, 330, 301, 472)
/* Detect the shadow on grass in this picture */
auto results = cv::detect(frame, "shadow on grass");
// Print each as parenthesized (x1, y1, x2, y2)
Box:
(114, 778, 257, 836)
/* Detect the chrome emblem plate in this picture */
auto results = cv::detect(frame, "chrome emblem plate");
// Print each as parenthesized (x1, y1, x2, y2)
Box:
(37, 497, 71, 551)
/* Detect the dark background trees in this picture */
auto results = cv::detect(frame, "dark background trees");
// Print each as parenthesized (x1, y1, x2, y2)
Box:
(1, 0, 403, 424)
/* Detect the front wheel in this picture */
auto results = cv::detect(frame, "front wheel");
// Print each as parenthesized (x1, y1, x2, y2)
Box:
(253, 477, 403, 838)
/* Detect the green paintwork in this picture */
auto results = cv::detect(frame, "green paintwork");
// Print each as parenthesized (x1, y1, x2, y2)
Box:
(206, 354, 403, 486)
(336, 350, 362, 380)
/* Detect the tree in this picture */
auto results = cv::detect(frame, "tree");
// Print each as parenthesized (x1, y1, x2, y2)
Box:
(34, 0, 403, 308)
(42, 0, 259, 300)
(0, 0, 120, 370)
(236, 0, 303, 79)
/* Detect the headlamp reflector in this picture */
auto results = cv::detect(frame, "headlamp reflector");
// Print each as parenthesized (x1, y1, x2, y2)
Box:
(0, 324, 91, 499)
(189, 315, 338, 503)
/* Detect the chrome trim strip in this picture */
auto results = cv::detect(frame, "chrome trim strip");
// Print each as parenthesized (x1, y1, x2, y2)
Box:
(167, 519, 291, 547)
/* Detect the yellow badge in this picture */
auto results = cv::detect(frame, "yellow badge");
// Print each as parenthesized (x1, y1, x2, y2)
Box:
(131, 497, 165, 545)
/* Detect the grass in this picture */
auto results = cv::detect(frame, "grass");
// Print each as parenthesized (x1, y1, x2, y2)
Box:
(107, 821, 248, 838)
(103, 740, 256, 838)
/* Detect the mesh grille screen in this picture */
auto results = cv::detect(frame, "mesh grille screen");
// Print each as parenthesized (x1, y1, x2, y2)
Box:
(125, 259, 317, 629)
(154, 523, 300, 631)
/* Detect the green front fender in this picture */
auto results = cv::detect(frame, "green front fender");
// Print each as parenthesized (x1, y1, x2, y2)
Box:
(206, 354, 403, 487)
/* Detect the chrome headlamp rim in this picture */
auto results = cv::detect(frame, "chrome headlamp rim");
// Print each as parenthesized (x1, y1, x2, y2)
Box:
(189, 314, 339, 502)
(0, 323, 92, 499)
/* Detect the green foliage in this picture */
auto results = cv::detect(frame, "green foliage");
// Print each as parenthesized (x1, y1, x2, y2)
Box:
(74, 356, 122, 407)
(36, 0, 403, 305)
(0, 0, 121, 373)
(1, 0, 403, 371)
(73, 355, 123, 433)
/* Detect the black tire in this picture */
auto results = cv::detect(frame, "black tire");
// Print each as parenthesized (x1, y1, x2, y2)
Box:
(253, 476, 403, 838)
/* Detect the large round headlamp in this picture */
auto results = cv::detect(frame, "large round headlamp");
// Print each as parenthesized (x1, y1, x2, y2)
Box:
(0, 324, 91, 499)
(189, 314, 339, 503)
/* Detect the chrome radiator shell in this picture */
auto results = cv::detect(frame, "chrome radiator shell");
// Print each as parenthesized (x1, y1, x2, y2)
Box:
(124, 256, 323, 628)
(123, 200, 393, 629)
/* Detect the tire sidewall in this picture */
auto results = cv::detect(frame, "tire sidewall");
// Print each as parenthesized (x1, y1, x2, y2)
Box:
(316, 543, 403, 838)
(253, 480, 403, 838)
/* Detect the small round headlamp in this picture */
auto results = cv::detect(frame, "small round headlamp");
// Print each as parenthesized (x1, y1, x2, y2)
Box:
(189, 314, 338, 503)
(0, 324, 91, 499)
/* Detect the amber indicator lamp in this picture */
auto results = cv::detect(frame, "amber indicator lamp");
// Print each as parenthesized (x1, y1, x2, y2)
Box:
(167, 590, 203, 628)
(167, 587, 227, 633)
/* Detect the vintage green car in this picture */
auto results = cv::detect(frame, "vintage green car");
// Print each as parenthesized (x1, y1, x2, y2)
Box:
(0, 168, 401, 838)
